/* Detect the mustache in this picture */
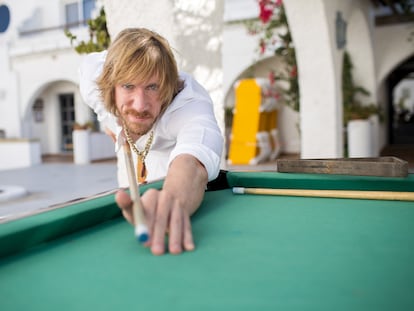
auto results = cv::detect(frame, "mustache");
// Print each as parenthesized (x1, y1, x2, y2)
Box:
(124, 109, 153, 119)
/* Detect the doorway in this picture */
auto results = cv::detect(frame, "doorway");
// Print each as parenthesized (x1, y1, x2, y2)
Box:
(387, 55, 414, 145)
(59, 93, 75, 152)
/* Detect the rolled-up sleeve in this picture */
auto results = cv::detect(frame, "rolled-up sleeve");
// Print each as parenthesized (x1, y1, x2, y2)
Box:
(169, 126, 223, 181)
(167, 101, 224, 181)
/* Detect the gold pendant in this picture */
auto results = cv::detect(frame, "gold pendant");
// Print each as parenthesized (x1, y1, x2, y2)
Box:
(137, 154, 147, 184)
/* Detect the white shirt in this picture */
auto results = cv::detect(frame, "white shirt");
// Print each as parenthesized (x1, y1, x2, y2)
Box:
(79, 51, 223, 186)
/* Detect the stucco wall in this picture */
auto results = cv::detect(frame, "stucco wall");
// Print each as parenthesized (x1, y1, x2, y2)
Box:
(375, 24, 414, 84)
(0, 1, 73, 138)
(285, 0, 343, 158)
(0, 0, 90, 140)
(284, 0, 403, 158)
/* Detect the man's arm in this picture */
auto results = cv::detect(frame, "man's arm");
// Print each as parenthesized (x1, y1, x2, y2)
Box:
(163, 153, 208, 216)
(116, 153, 208, 255)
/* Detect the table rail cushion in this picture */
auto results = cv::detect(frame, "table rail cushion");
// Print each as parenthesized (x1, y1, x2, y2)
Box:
(0, 181, 163, 258)
(226, 171, 414, 192)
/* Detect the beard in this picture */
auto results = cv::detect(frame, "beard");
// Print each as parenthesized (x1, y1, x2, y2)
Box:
(121, 109, 155, 138)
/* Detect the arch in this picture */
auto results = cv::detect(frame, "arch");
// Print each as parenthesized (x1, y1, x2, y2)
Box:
(375, 26, 414, 85)
(22, 79, 77, 121)
(369, 11, 414, 149)
(345, 4, 382, 155)
(224, 55, 301, 156)
(22, 79, 93, 155)
(347, 7, 376, 103)
(386, 54, 414, 144)
(223, 55, 277, 108)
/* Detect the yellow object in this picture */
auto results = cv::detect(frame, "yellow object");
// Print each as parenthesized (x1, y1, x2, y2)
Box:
(228, 79, 261, 164)
(228, 79, 280, 165)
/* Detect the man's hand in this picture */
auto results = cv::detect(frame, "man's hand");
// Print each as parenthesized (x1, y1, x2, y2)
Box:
(115, 154, 208, 255)
(115, 189, 194, 255)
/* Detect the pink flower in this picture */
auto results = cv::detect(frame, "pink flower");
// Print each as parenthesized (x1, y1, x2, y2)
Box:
(259, 0, 274, 23)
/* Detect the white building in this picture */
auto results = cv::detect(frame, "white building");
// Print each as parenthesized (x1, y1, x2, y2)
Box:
(0, 0, 114, 169)
(0, 0, 413, 170)
(223, 0, 414, 158)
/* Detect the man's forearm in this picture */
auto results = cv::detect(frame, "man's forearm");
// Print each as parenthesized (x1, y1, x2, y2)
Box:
(163, 154, 208, 215)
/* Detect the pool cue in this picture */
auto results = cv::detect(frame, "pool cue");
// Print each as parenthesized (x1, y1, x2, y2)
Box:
(123, 142, 149, 243)
(232, 187, 414, 201)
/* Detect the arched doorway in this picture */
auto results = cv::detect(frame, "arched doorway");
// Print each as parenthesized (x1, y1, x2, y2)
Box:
(381, 55, 414, 166)
(387, 55, 414, 145)
(223, 56, 301, 163)
(25, 80, 95, 158)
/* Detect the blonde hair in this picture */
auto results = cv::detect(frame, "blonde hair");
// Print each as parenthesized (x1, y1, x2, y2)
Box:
(97, 28, 180, 116)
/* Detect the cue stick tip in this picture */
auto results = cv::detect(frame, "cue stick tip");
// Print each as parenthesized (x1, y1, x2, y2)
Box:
(232, 187, 245, 194)
(135, 224, 149, 243)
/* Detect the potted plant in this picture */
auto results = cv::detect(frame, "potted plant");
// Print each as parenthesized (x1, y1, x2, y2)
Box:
(342, 51, 381, 157)
(64, 7, 110, 54)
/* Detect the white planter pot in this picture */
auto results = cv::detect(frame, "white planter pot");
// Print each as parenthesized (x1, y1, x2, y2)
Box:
(73, 130, 91, 164)
(347, 119, 372, 158)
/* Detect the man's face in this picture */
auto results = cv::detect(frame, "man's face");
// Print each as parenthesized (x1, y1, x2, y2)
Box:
(115, 75, 162, 138)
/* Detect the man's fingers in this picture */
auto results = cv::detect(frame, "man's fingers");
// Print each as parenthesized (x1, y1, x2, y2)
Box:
(116, 188, 195, 255)
(150, 193, 171, 256)
(115, 189, 132, 208)
(140, 189, 158, 247)
(168, 204, 183, 255)
(183, 215, 195, 251)
(115, 189, 134, 224)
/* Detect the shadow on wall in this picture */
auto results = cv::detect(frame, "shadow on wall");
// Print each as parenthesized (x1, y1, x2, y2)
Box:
(173, 3, 223, 93)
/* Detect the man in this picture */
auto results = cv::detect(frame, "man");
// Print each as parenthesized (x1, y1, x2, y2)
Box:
(79, 28, 223, 255)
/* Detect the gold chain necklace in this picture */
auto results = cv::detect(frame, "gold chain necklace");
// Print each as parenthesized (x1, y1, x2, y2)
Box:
(124, 126, 154, 183)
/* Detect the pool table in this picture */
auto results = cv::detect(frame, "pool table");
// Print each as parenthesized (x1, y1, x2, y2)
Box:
(1, 171, 414, 310)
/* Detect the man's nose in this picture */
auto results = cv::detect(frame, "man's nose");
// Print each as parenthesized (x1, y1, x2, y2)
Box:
(131, 88, 147, 111)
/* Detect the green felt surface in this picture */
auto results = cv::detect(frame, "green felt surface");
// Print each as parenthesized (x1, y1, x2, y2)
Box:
(1, 172, 414, 310)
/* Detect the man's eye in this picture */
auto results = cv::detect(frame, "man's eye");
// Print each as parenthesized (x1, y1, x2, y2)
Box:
(122, 84, 134, 90)
(146, 84, 159, 91)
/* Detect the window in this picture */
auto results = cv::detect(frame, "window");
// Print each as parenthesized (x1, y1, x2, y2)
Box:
(65, 0, 96, 28)
(65, 2, 79, 27)
(0, 4, 10, 33)
(83, 0, 95, 21)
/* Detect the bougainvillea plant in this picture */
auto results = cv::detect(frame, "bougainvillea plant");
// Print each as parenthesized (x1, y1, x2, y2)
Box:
(246, 0, 300, 112)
